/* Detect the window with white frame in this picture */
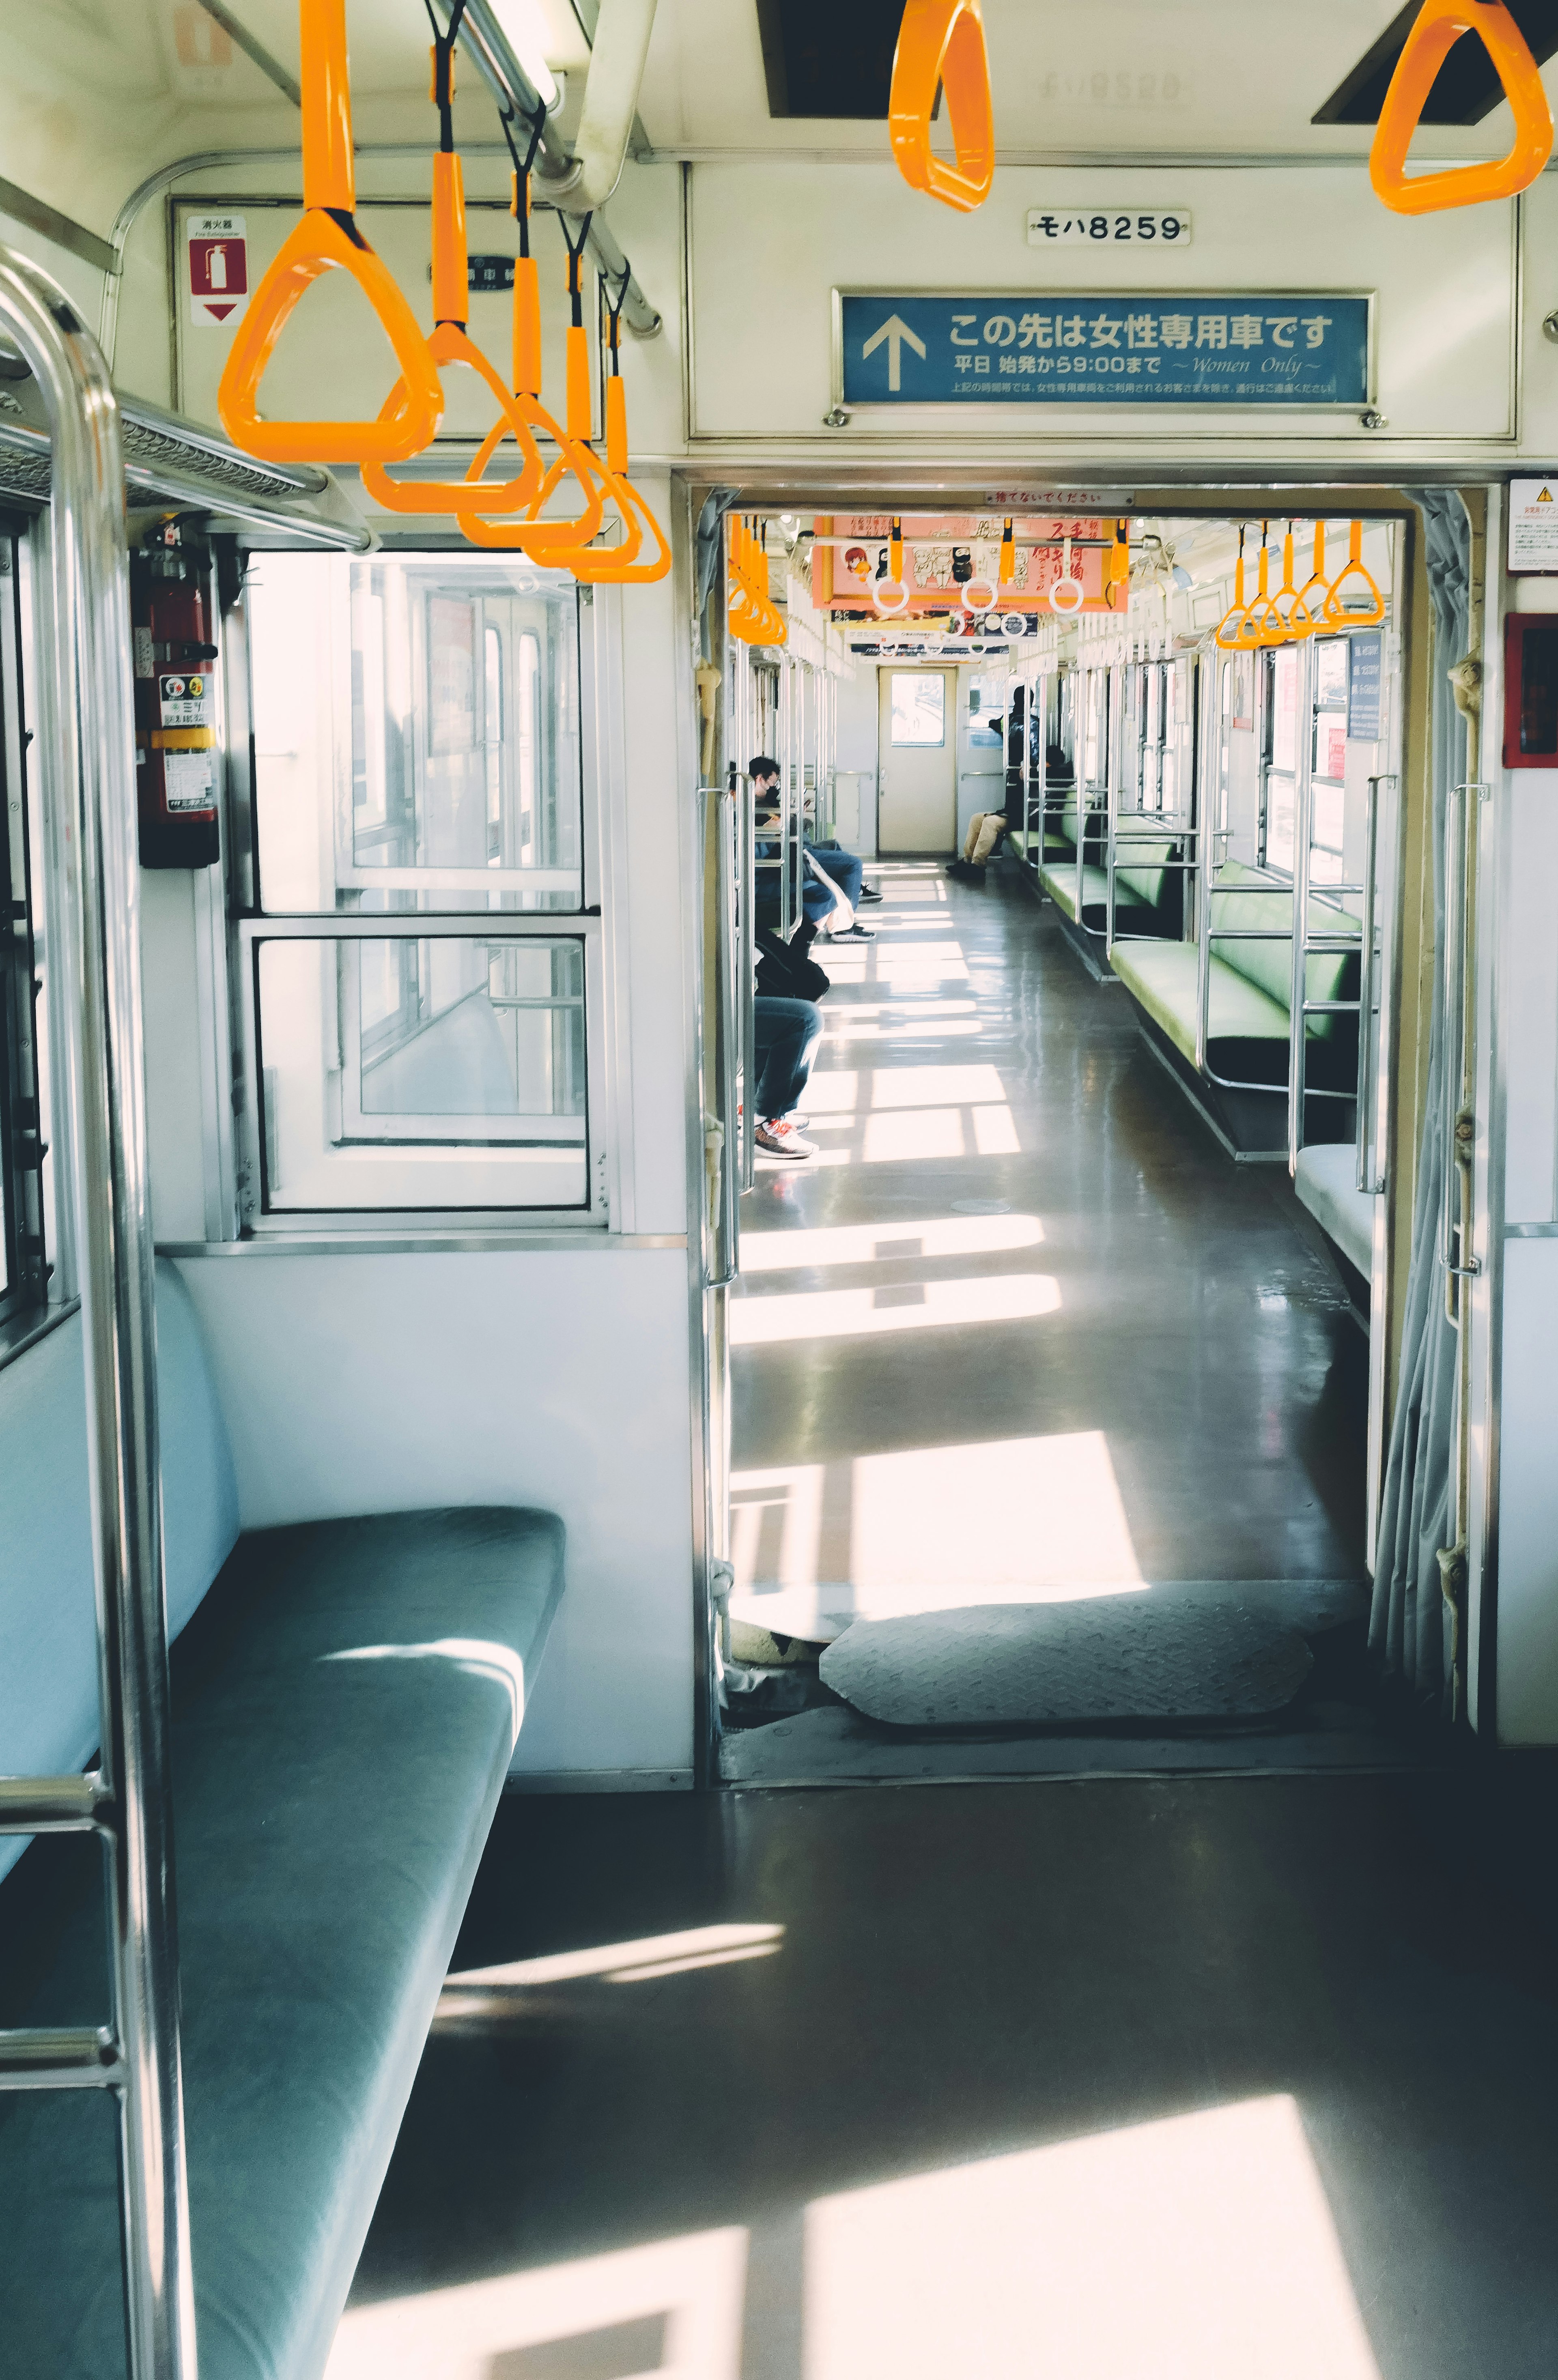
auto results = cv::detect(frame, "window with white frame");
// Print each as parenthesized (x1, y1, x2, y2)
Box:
(242, 553, 603, 1221)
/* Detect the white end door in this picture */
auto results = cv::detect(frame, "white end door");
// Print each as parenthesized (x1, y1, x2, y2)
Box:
(878, 667, 956, 852)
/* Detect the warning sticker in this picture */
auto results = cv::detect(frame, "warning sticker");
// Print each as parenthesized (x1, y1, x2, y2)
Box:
(1509, 478, 1558, 574)
(159, 672, 213, 727)
(188, 214, 248, 328)
(163, 751, 215, 813)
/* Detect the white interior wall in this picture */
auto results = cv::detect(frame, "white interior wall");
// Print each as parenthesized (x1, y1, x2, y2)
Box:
(132, 512, 699, 1783)
(833, 664, 879, 855)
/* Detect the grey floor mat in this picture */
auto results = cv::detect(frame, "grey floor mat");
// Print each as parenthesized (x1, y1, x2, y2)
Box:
(819, 1595, 1316, 1729)
(720, 1702, 1425, 1785)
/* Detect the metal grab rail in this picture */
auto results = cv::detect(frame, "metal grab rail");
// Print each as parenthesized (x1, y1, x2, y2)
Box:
(1356, 774, 1399, 1195)
(1441, 778, 1488, 1323)
(0, 247, 196, 2380)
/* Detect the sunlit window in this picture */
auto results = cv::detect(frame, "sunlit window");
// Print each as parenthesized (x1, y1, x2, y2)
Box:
(889, 671, 946, 746)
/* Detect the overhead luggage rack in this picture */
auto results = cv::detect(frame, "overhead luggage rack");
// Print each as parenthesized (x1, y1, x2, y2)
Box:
(0, 364, 367, 548)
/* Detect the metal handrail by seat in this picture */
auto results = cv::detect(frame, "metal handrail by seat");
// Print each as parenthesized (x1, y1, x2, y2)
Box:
(0, 244, 196, 2380)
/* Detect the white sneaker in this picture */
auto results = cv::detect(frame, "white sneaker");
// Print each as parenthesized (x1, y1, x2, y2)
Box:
(755, 1118, 818, 1160)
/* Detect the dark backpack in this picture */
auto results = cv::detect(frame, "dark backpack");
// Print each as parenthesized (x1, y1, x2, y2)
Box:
(755, 925, 831, 1002)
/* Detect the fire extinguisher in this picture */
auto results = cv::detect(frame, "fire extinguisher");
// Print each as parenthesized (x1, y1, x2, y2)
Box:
(131, 517, 221, 869)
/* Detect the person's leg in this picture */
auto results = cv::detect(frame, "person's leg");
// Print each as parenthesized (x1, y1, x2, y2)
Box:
(962, 813, 988, 863)
(808, 841, 865, 907)
(753, 996, 823, 1122)
(971, 812, 1006, 864)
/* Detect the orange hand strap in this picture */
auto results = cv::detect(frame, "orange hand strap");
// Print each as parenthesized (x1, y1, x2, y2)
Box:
(1295, 521, 1329, 631)
(1371, 0, 1552, 214)
(728, 515, 783, 644)
(360, 57, 547, 518)
(1272, 524, 1316, 641)
(218, 0, 443, 465)
(461, 203, 605, 560)
(998, 518, 1015, 584)
(570, 268, 669, 584)
(889, 0, 995, 213)
(1323, 520, 1388, 626)
(1215, 527, 1261, 651)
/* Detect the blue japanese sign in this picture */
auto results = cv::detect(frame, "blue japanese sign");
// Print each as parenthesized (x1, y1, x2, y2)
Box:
(837, 293, 1371, 408)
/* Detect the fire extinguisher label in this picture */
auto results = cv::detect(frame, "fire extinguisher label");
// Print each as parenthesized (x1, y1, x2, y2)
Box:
(163, 751, 216, 813)
(188, 214, 249, 328)
(159, 672, 213, 727)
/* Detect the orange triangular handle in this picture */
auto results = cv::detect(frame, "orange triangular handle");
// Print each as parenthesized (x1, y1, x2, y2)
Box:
(459, 239, 605, 558)
(361, 154, 547, 514)
(569, 377, 670, 584)
(1215, 534, 1260, 651)
(218, 0, 443, 464)
(1272, 528, 1317, 641)
(1371, 0, 1553, 214)
(1295, 522, 1329, 630)
(889, 0, 994, 213)
(1323, 520, 1388, 626)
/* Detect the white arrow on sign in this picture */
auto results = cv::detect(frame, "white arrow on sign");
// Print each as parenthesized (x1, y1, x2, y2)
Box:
(861, 312, 927, 392)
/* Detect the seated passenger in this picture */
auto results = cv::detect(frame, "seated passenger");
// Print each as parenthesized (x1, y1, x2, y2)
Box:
(750, 755, 881, 932)
(752, 993, 823, 1161)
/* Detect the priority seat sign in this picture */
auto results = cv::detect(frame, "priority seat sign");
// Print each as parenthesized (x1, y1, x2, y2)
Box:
(188, 216, 249, 327)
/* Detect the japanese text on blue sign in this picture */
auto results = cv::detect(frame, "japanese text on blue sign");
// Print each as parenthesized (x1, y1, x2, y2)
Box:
(839, 294, 1371, 408)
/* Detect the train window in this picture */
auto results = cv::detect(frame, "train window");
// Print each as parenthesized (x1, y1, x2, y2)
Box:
(0, 528, 45, 1335)
(249, 555, 583, 915)
(1261, 645, 1300, 873)
(240, 553, 604, 1223)
(249, 931, 589, 1214)
(889, 672, 945, 746)
(1310, 637, 1349, 882)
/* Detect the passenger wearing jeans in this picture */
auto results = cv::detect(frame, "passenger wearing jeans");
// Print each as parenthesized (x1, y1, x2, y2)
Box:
(753, 994, 823, 1160)
(750, 755, 879, 938)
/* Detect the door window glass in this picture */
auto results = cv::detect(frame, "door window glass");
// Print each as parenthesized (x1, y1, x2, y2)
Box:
(889, 673, 946, 746)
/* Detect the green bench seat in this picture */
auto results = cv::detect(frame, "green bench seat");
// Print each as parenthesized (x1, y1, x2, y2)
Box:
(1110, 862, 1360, 1092)
(1040, 860, 1153, 930)
(0, 1269, 565, 2380)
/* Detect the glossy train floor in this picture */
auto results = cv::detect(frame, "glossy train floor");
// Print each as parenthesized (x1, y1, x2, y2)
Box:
(723, 862, 1383, 1782)
(336, 1774, 1558, 2380)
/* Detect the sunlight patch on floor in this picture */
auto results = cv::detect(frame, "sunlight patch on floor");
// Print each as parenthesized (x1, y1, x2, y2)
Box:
(805, 2097, 1382, 2380)
(730, 1432, 1143, 1612)
(741, 1213, 1044, 1271)
(731, 1273, 1061, 1346)
(324, 2227, 747, 2379)
(325, 2098, 1376, 2380)
(851, 1431, 1142, 1596)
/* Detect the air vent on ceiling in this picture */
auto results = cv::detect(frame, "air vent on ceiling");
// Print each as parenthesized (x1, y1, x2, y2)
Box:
(1315, 0, 1558, 125)
(755, 0, 908, 118)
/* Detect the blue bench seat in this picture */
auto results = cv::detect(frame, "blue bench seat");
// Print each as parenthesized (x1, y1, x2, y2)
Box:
(0, 1268, 564, 2380)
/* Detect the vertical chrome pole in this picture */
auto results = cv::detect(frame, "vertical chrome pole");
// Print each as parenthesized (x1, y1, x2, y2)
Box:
(739, 763, 756, 1191)
(1194, 654, 1216, 1075)
(1356, 774, 1383, 1194)
(0, 248, 197, 2380)
(714, 788, 740, 1275)
(777, 652, 792, 939)
(1287, 631, 1317, 1174)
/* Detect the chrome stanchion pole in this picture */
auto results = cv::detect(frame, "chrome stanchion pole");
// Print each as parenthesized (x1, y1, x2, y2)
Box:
(0, 246, 197, 2380)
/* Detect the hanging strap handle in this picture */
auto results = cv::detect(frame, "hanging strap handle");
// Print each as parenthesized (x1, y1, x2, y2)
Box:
(219, 0, 444, 464)
(1371, 0, 1552, 215)
(501, 100, 548, 398)
(561, 211, 595, 443)
(889, 0, 995, 213)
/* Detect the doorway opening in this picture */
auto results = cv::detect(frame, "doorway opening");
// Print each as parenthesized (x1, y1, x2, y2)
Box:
(716, 500, 1426, 1787)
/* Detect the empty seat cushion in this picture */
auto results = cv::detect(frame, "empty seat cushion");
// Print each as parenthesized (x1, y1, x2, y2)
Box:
(1041, 862, 1151, 928)
(0, 1262, 239, 1889)
(1110, 940, 1290, 1069)
(1295, 1141, 1378, 1277)
(0, 1505, 566, 2380)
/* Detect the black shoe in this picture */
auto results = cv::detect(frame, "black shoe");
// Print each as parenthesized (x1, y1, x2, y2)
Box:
(859, 885, 883, 903)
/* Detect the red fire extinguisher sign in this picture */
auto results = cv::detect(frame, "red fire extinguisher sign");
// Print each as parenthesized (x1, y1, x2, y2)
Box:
(188, 214, 248, 327)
